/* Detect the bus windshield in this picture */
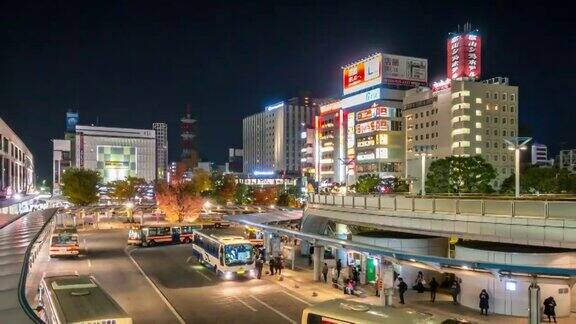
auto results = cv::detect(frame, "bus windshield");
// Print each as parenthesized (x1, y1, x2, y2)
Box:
(224, 244, 253, 266)
(51, 234, 78, 246)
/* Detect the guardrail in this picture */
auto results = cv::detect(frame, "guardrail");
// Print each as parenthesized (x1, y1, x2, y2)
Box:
(308, 194, 576, 219)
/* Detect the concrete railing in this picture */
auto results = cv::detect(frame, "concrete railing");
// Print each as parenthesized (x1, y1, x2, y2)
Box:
(308, 194, 576, 219)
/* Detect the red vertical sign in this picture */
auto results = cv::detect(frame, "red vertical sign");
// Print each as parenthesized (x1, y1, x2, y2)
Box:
(447, 33, 481, 79)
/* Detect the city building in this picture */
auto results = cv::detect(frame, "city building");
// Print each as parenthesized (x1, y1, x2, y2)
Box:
(243, 95, 319, 177)
(226, 148, 243, 173)
(404, 77, 519, 189)
(153, 122, 168, 180)
(558, 149, 576, 173)
(0, 117, 35, 195)
(181, 106, 199, 169)
(52, 139, 72, 195)
(315, 100, 346, 185)
(404, 26, 519, 190)
(530, 143, 552, 166)
(75, 125, 156, 183)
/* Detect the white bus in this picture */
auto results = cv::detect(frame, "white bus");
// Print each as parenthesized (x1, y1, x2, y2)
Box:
(37, 274, 132, 324)
(49, 226, 79, 258)
(192, 229, 256, 279)
(301, 299, 468, 324)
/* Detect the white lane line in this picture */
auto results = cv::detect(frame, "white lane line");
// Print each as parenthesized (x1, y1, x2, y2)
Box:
(83, 238, 88, 252)
(281, 290, 312, 306)
(185, 256, 192, 263)
(125, 248, 186, 324)
(194, 269, 213, 282)
(74, 270, 79, 275)
(87, 259, 92, 268)
(234, 296, 257, 312)
(250, 295, 297, 324)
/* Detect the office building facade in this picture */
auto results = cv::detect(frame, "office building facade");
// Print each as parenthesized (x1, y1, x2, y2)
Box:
(153, 123, 168, 180)
(75, 125, 156, 183)
(0, 117, 34, 195)
(559, 150, 576, 173)
(243, 96, 319, 177)
(531, 143, 552, 166)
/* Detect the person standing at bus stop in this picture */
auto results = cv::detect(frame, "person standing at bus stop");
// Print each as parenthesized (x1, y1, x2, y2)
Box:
(268, 257, 275, 276)
(397, 277, 408, 304)
(255, 258, 264, 279)
(336, 259, 342, 279)
(429, 277, 439, 302)
(322, 263, 329, 283)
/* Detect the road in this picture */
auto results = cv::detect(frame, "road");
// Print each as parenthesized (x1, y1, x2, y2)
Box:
(33, 228, 311, 323)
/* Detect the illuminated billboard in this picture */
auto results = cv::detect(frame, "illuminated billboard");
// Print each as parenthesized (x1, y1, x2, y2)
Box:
(96, 145, 137, 182)
(355, 120, 389, 135)
(356, 106, 393, 122)
(382, 54, 428, 87)
(343, 54, 382, 96)
(341, 88, 382, 109)
(447, 33, 481, 79)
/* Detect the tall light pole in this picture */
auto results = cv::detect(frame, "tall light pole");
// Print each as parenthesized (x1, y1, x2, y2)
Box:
(504, 137, 532, 198)
(414, 152, 432, 196)
(338, 157, 355, 195)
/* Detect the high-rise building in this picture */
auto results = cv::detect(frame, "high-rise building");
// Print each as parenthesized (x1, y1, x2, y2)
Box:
(227, 148, 243, 173)
(181, 105, 199, 169)
(75, 125, 156, 182)
(153, 123, 168, 180)
(315, 100, 346, 185)
(0, 117, 35, 195)
(243, 96, 319, 177)
(530, 143, 552, 166)
(52, 139, 71, 194)
(558, 150, 576, 173)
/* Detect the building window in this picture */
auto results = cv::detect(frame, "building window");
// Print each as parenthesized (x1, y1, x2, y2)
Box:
(494, 129, 498, 136)
(494, 117, 498, 123)
(502, 143, 507, 149)
(485, 117, 490, 123)
(502, 105, 507, 112)
(415, 113, 418, 119)
(476, 135, 482, 141)
(510, 118, 515, 124)
(511, 131, 515, 136)
(511, 94, 516, 101)
(426, 122, 429, 127)
(502, 155, 507, 162)
(502, 93, 507, 100)
(476, 147, 482, 154)
(420, 123, 424, 128)
(426, 134, 429, 139)
(510, 106, 515, 113)
(494, 155, 499, 161)
(485, 92, 490, 98)
(485, 142, 490, 148)
(493, 93, 498, 100)
(502, 117, 507, 124)
(476, 98, 482, 104)
(420, 112, 424, 118)
(426, 111, 429, 116)
(476, 110, 482, 116)
(502, 130, 507, 136)
(485, 129, 489, 135)
(415, 124, 418, 129)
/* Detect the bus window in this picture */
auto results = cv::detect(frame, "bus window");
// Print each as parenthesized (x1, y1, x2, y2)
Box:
(219, 246, 224, 266)
(224, 244, 253, 266)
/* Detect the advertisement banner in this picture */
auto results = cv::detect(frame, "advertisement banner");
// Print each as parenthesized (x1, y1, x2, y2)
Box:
(382, 54, 428, 87)
(356, 106, 392, 122)
(343, 54, 382, 95)
(447, 33, 481, 79)
(355, 120, 389, 135)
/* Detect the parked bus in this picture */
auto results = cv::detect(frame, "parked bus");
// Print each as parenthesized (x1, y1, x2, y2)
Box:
(127, 224, 201, 246)
(192, 229, 256, 279)
(49, 226, 79, 258)
(37, 274, 132, 324)
(301, 299, 468, 324)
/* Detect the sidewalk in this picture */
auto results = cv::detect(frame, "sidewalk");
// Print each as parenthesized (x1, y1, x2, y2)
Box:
(262, 256, 576, 324)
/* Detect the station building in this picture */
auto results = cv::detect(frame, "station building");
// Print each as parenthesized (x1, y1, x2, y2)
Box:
(0, 117, 34, 195)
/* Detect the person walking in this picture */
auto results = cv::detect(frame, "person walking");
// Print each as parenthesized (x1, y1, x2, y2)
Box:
(451, 279, 461, 305)
(429, 277, 439, 302)
(544, 296, 557, 323)
(322, 263, 329, 283)
(415, 271, 425, 293)
(256, 258, 264, 279)
(479, 289, 489, 315)
(336, 259, 342, 279)
(268, 257, 275, 276)
(398, 277, 408, 304)
(277, 256, 284, 275)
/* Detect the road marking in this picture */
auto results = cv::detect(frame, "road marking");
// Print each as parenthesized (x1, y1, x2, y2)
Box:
(281, 290, 313, 306)
(194, 269, 213, 282)
(250, 295, 297, 324)
(125, 248, 186, 324)
(74, 270, 78, 275)
(185, 256, 192, 263)
(234, 296, 257, 312)
(87, 259, 92, 268)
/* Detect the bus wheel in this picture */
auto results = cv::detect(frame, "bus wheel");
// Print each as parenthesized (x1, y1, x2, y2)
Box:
(184, 237, 191, 244)
(149, 240, 156, 247)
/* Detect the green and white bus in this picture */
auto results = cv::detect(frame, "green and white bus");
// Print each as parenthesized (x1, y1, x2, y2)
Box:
(301, 299, 469, 324)
(37, 274, 132, 324)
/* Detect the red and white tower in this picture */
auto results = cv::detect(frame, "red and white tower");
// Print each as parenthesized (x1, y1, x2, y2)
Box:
(180, 104, 199, 168)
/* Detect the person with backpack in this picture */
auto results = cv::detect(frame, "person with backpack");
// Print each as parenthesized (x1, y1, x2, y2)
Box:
(268, 257, 275, 276)
(398, 277, 408, 304)
(544, 296, 557, 323)
(429, 277, 439, 302)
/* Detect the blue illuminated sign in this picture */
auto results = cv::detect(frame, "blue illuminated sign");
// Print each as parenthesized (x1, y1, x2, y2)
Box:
(341, 88, 382, 109)
(265, 102, 285, 111)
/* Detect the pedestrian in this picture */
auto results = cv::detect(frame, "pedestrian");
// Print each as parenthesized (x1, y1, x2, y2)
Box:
(278, 256, 284, 275)
(256, 258, 264, 279)
(336, 259, 342, 279)
(451, 279, 461, 305)
(375, 274, 383, 297)
(268, 257, 275, 276)
(308, 246, 314, 266)
(479, 289, 489, 315)
(415, 271, 425, 293)
(429, 277, 439, 302)
(345, 279, 355, 295)
(322, 263, 329, 283)
(544, 296, 557, 323)
(398, 277, 408, 304)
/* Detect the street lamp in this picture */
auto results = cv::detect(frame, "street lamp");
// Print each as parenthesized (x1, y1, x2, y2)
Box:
(504, 137, 532, 198)
(414, 151, 432, 196)
(338, 158, 355, 195)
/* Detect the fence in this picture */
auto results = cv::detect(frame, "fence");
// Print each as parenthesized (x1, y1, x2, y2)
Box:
(308, 194, 576, 219)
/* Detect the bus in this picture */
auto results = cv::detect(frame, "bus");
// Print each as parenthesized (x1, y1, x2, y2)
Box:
(127, 224, 201, 246)
(37, 274, 132, 324)
(192, 229, 256, 279)
(301, 299, 469, 324)
(49, 226, 80, 258)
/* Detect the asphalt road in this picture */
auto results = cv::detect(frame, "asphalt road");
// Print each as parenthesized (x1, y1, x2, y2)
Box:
(131, 242, 311, 324)
(35, 229, 311, 324)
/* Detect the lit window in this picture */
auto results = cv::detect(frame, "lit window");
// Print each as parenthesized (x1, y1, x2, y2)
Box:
(452, 128, 471, 136)
(494, 105, 498, 111)
(476, 122, 482, 129)
(475, 110, 482, 116)
(476, 98, 482, 104)
(475, 135, 482, 141)
(476, 147, 482, 154)
(452, 115, 471, 123)
(506, 281, 517, 291)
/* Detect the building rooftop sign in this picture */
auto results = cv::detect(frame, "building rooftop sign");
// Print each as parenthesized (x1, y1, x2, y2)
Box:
(265, 101, 285, 111)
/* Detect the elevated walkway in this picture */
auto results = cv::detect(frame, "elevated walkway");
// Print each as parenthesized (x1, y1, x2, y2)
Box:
(307, 194, 576, 248)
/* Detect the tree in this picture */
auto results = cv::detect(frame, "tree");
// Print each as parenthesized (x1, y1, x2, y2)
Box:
(211, 173, 237, 204)
(156, 164, 204, 223)
(109, 176, 146, 201)
(277, 186, 301, 208)
(500, 167, 576, 194)
(191, 168, 212, 194)
(252, 187, 278, 205)
(234, 183, 252, 205)
(426, 156, 496, 194)
(354, 174, 381, 194)
(61, 168, 101, 206)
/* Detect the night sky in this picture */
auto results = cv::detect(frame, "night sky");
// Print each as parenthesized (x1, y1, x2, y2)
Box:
(1, 1, 573, 182)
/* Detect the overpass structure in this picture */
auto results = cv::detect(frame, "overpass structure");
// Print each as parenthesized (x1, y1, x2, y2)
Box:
(307, 194, 576, 248)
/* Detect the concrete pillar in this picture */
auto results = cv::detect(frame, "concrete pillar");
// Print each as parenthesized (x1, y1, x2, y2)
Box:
(529, 278, 541, 324)
(313, 245, 324, 282)
(264, 232, 271, 258)
(379, 258, 395, 306)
